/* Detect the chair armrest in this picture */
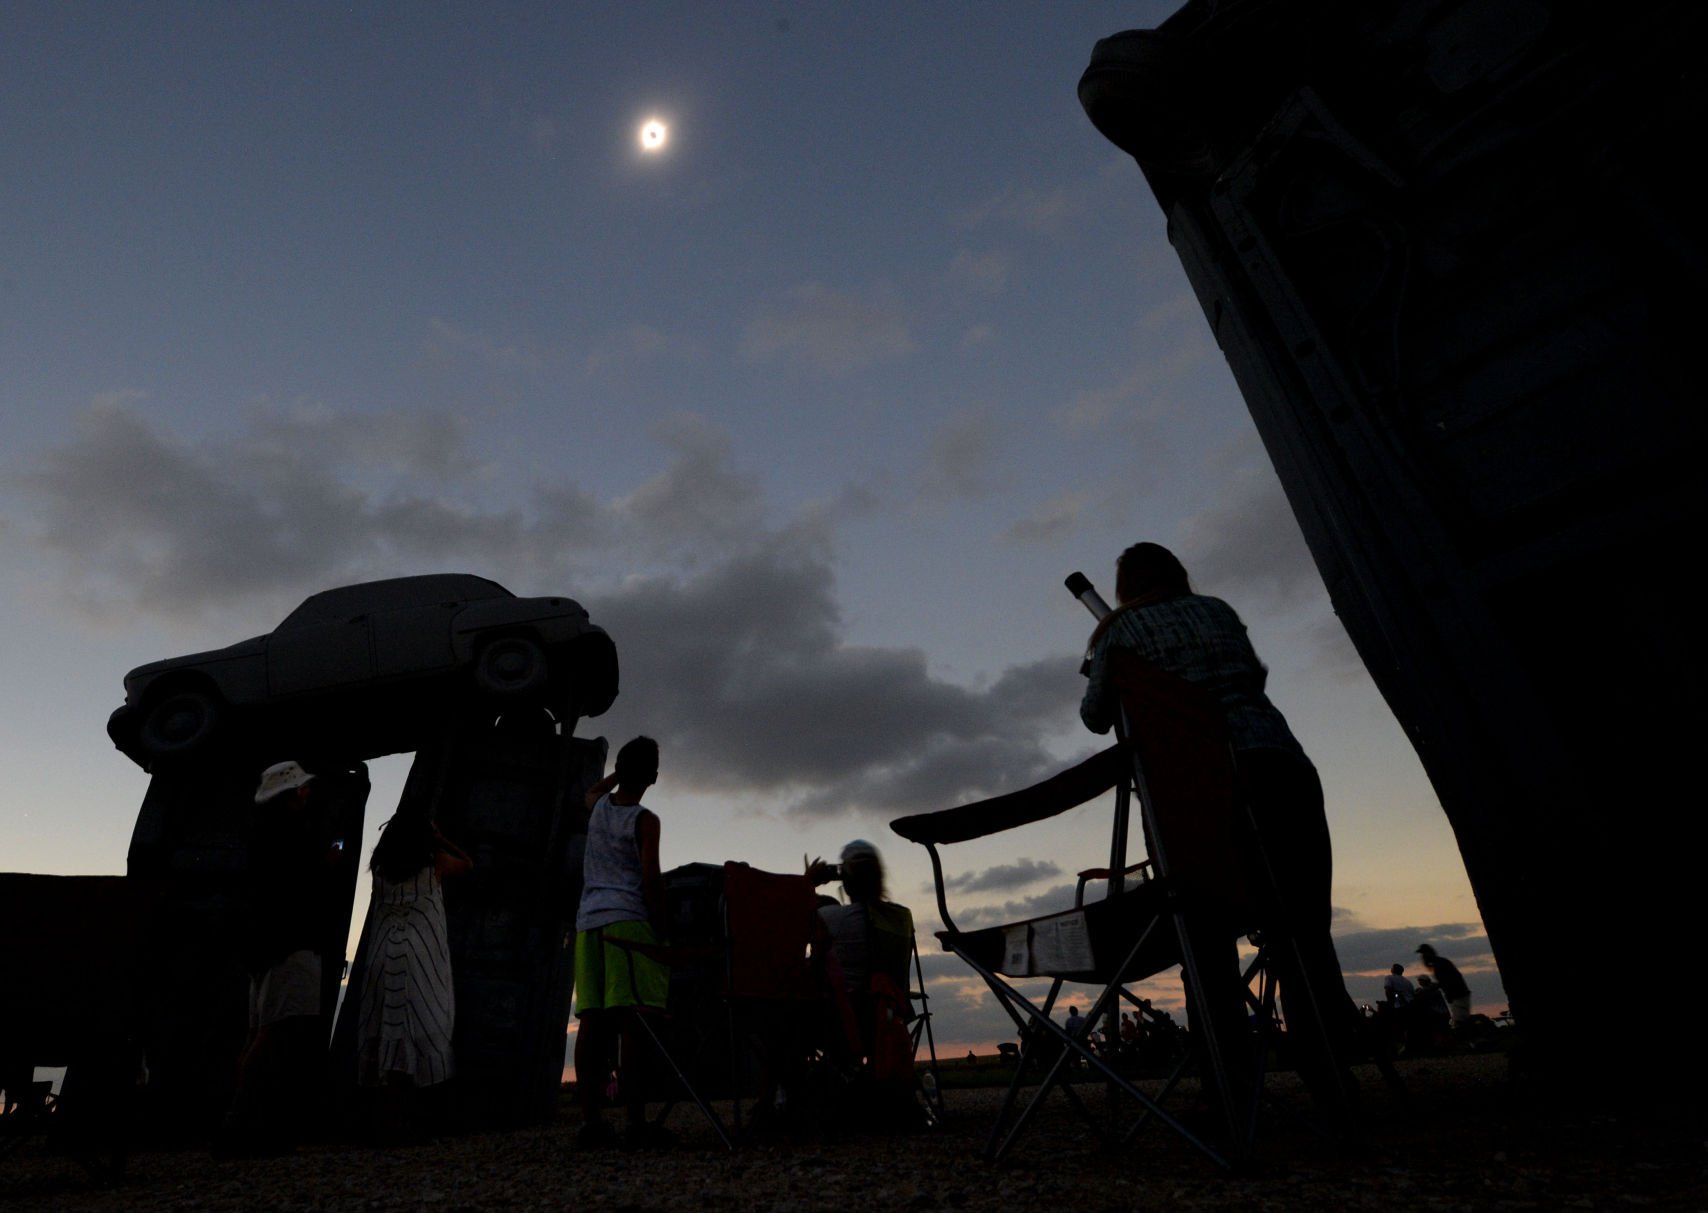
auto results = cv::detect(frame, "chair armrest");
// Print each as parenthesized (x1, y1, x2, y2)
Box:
(1076, 861, 1153, 883)
(889, 746, 1125, 845)
(1075, 860, 1152, 908)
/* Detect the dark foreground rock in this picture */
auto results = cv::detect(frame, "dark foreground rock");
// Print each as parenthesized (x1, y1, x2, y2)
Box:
(5, 1055, 1704, 1211)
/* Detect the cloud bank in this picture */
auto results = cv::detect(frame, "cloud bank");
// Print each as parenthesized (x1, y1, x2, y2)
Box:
(12, 397, 1081, 822)
(741, 282, 913, 375)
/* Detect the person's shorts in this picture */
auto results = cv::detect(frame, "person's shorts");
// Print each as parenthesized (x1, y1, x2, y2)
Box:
(1447, 995, 1473, 1025)
(249, 948, 322, 1030)
(574, 922, 668, 1015)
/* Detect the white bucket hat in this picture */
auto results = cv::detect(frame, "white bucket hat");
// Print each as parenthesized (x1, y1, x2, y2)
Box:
(254, 760, 315, 804)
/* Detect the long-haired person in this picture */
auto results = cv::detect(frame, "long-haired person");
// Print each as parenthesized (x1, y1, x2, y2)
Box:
(356, 811, 471, 1139)
(1081, 541, 1360, 1116)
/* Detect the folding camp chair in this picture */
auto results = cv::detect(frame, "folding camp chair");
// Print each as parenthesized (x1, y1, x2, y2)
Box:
(901, 929, 946, 1125)
(611, 865, 946, 1145)
(820, 901, 946, 1130)
(890, 650, 1271, 1169)
(600, 925, 734, 1150)
(721, 862, 842, 1137)
(609, 862, 845, 1145)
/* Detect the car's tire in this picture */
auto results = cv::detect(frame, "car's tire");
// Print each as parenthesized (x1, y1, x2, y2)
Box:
(474, 635, 550, 699)
(137, 687, 223, 760)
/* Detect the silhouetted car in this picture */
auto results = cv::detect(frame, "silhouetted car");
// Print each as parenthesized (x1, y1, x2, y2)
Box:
(107, 574, 618, 770)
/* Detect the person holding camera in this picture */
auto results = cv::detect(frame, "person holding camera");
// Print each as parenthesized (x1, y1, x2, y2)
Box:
(808, 840, 914, 1003)
(808, 840, 922, 1125)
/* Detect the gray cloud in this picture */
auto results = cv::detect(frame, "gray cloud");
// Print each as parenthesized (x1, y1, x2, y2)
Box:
(424, 318, 543, 372)
(962, 159, 1131, 241)
(615, 413, 767, 560)
(589, 545, 1089, 818)
(915, 949, 973, 980)
(1177, 466, 1323, 611)
(741, 283, 913, 375)
(1332, 921, 1492, 976)
(604, 578, 1084, 817)
(15, 398, 1081, 822)
(581, 324, 696, 373)
(945, 250, 1009, 296)
(1300, 612, 1368, 683)
(1050, 293, 1214, 434)
(919, 411, 1000, 502)
(1177, 437, 1368, 677)
(15, 399, 555, 623)
(249, 401, 485, 482)
(950, 881, 1083, 930)
(1332, 921, 1505, 1011)
(942, 857, 1063, 896)
(1003, 491, 1089, 545)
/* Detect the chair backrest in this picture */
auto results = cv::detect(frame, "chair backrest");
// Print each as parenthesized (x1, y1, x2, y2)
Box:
(866, 901, 915, 995)
(889, 650, 1255, 942)
(721, 862, 824, 1002)
(1107, 649, 1252, 918)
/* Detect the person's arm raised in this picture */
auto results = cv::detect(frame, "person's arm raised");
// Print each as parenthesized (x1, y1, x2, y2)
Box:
(584, 771, 619, 811)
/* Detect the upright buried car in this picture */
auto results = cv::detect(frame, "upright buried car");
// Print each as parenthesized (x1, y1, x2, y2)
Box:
(107, 574, 619, 770)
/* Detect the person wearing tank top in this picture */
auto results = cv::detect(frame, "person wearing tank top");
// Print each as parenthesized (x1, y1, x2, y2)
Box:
(572, 736, 670, 1149)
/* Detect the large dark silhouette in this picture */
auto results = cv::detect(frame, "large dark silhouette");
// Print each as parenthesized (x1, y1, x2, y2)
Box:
(1079, 2, 1703, 1091)
(107, 573, 616, 773)
(114, 573, 619, 1134)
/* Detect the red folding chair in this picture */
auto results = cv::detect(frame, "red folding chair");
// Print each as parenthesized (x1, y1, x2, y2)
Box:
(720, 862, 845, 1135)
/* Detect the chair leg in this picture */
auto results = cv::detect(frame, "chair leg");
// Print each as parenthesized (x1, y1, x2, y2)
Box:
(630, 1013, 733, 1151)
(992, 1029, 1082, 1161)
(909, 940, 946, 1124)
(982, 980, 1053, 1160)
(973, 973, 1065, 1157)
(952, 945, 1230, 1170)
(1118, 1048, 1194, 1147)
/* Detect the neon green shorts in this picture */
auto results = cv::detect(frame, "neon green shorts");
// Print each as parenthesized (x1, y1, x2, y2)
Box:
(574, 921, 669, 1014)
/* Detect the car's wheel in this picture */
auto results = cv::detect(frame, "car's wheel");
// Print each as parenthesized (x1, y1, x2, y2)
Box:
(137, 687, 223, 760)
(474, 635, 550, 698)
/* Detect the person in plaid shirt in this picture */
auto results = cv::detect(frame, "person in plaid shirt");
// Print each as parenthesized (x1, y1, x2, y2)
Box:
(1080, 542, 1360, 1117)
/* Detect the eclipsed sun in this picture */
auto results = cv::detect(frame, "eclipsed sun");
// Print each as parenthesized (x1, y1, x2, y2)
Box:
(639, 119, 668, 152)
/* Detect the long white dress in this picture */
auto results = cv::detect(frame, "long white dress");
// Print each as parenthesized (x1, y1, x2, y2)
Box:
(356, 865, 455, 1087)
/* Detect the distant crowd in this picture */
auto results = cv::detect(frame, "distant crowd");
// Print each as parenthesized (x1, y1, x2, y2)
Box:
(1369, 943, 1502, 1053)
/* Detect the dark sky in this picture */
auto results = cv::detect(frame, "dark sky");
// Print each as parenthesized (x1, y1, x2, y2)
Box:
(0, 3, 1503, 1041)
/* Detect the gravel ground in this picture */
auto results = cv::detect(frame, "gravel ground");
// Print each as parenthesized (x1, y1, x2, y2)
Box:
(5, 1054, 1705, 1211)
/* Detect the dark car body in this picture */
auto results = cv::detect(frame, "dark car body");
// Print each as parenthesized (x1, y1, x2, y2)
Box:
(107, 573, 618, 769)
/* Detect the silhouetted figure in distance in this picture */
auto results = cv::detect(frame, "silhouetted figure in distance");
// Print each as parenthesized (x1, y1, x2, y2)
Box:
(1417, 943, 1472, 1026)
(1384, 963, 1416, 1007)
